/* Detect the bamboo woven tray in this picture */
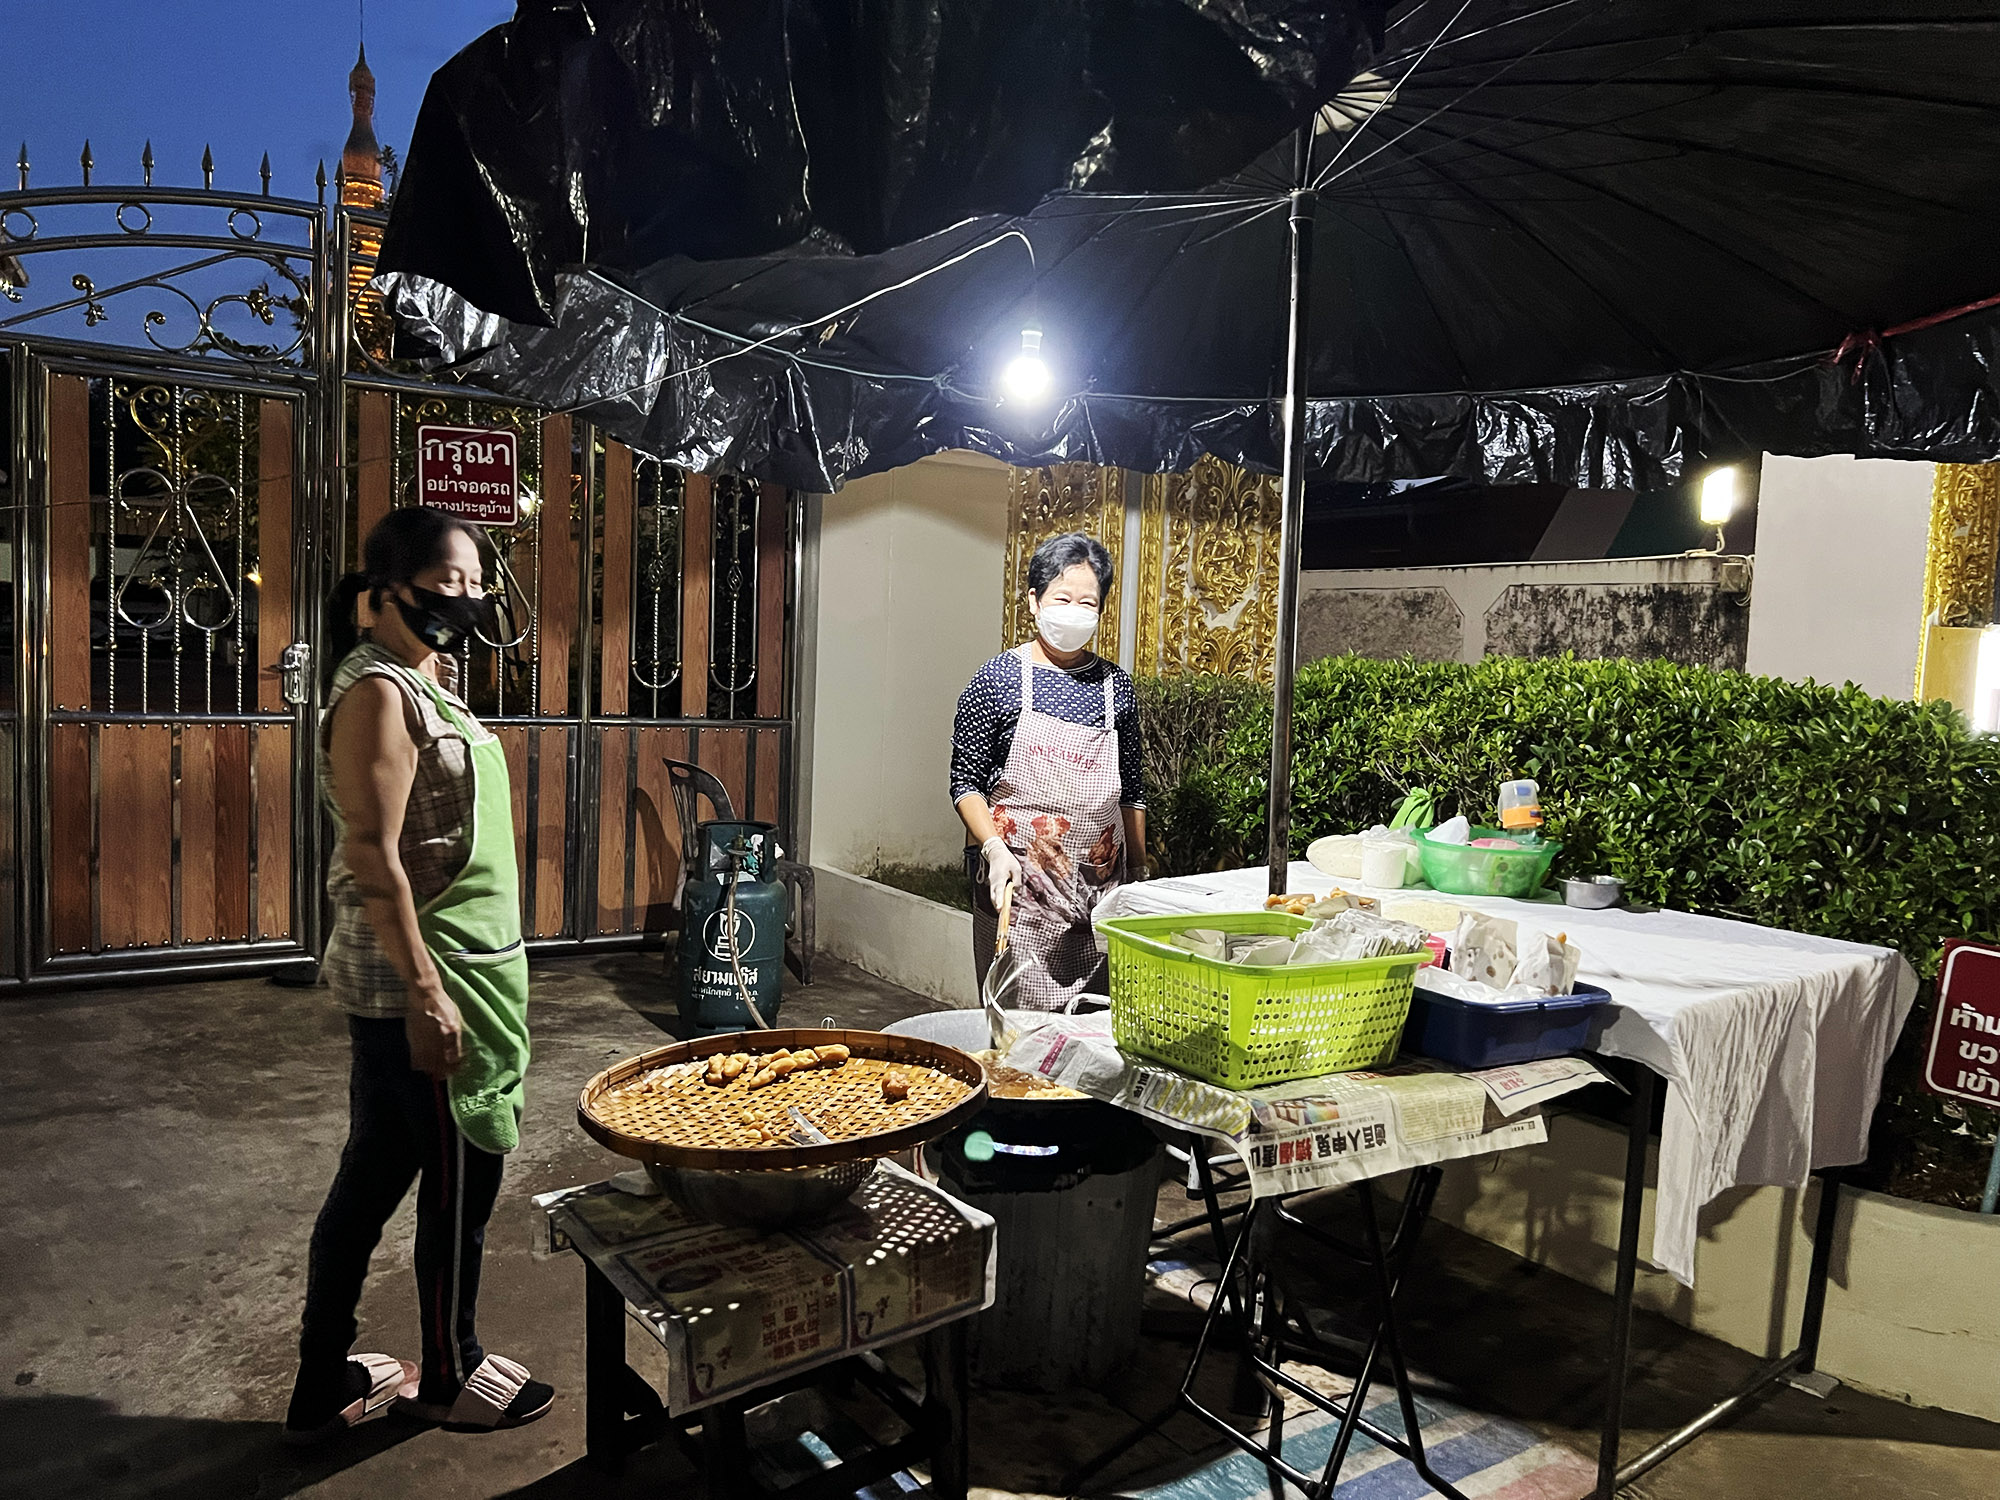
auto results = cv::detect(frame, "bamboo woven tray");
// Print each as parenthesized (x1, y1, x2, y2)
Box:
(577, 1028, 988, 1170)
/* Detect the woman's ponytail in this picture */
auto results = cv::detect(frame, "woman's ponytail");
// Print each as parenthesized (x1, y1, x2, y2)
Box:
(322, 572, 371, 691)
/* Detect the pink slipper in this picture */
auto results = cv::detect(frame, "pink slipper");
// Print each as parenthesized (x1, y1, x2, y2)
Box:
(281, 1353, 419, 1446)
(396, 1354, 555, 1431)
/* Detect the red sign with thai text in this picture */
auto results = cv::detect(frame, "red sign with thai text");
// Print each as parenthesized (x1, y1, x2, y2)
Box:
(1922, 940, 2000, 1110)
(415, 424, 518, 526)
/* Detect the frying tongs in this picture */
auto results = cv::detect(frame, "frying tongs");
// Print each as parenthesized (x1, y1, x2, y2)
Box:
(980, 878, 1025, 1052)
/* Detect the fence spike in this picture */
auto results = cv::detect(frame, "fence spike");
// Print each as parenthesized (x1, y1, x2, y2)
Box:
(142, 139, 154, 187)
(80, 139, 92, 187)
(315, 159, 327, 205)
(260, 152, 272, 196)
(201, 144, 215, 190)
(16, 143, 26, 192)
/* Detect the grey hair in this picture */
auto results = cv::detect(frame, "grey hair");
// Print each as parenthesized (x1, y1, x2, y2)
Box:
(1027, 531, 1114, 601)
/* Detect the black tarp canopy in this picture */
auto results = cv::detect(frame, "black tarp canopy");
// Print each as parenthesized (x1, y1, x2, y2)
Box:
(382, 0, 2000, 494)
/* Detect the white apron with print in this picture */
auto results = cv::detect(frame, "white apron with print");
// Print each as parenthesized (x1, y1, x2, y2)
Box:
(974, 647, 1125, 1012)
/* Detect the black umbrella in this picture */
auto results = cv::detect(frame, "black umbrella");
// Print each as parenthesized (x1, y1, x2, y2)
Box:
(378, 0, 1388, 325)
(384, 0, 2000, 886)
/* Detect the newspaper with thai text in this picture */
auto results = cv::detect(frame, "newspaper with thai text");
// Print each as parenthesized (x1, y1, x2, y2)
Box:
(535, 1160, 994, 1414)
(998, 1014, 1605, 1197)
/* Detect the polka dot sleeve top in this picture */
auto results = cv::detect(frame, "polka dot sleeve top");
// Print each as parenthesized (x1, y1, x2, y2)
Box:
(951, 651, 1146, 809)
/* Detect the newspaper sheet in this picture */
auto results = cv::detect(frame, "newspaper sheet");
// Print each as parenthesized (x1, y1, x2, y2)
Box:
(997, 1015, 1605, 1198)
(538, 1160, 994, 1414)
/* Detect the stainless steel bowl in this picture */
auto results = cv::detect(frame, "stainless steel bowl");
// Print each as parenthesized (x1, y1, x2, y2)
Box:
(646, 1158, 877, 1231)
(1563, 875, 1625, 909)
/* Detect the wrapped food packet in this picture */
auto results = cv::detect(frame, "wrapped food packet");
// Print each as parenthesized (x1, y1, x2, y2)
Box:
(1509, 927, 1582, 996)
(1452, 911, 1519, 988)
(1306, 889, 1378, 918)
(1233, 936, 1298, 965)
(1292, 908, 1429, 964)
(1429, 815, 1472, 845)
(1171, 928, 1228, 960)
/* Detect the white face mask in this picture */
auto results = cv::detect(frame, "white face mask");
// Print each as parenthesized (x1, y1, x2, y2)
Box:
(1034, 601, 1100, 654)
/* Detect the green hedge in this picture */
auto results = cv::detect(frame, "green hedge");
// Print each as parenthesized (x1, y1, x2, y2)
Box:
(1139, 654, 2000, 1211)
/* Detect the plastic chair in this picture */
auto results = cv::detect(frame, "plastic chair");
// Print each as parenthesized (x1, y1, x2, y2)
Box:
(662, 758, 814, 986)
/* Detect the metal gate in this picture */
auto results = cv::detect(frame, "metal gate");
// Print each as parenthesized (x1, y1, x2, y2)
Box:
(0, 151, 797, 988)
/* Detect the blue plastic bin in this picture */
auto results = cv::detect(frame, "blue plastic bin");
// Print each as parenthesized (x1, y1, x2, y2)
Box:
(1403, 981, 1613, 1068)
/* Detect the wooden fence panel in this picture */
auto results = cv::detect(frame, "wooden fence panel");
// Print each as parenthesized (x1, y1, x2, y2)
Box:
(257, 400, 295, 713)
(600, 441, 634, 717)
(756, 484, 786, 720)
(633, 726, 688, 931)
(49, 724, 92, 953)
(595, 726, 630, 935)
(254, 724, 292, 940)
(538, 415, 577, 716)
(681, 475, 713, 718)
(100, 724, 173, 949)
(534, 725, 569, 937)
(48, 374, 93, 714)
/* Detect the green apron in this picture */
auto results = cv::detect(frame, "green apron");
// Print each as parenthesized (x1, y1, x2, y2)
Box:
(412, 675, 531, 1155)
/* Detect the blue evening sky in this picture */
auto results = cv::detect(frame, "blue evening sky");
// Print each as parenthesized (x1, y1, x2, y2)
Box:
(1, 2, 514, 202)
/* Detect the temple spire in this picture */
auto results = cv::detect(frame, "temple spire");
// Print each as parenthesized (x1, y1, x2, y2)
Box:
(340, 41, 382, 208)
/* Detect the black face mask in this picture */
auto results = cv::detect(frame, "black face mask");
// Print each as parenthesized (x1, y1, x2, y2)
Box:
(392, 585, 496, 652)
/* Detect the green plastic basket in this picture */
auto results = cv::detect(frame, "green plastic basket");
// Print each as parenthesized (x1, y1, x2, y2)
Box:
(1412, 827, 1561, 898)
(1103, 912, 1424, 1090)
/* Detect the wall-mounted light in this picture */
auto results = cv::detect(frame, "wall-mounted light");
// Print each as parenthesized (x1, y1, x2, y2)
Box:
(1699, 465, 1739, 552)
(1001, 325, 1050, 404)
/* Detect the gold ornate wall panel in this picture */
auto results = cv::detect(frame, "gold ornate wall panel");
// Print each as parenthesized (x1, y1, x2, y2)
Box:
(1001, 463, 1124, 647)
(1915, 462, 2000, 698)
(1134, 458, 1282, 682)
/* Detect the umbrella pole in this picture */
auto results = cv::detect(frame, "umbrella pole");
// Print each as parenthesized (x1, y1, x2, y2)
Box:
(1266, 125, 1317, 896)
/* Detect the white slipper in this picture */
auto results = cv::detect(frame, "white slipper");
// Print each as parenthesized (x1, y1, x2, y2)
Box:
(281, 1353, 419, 1446)
(396, 1354, 555, 1431)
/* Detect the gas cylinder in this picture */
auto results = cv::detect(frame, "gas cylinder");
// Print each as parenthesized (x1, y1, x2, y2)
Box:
(675, 820, 788, 1035)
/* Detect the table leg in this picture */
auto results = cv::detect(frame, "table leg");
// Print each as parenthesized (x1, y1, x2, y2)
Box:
(700, 1401, 750, 1500)
(921, 1320, 971, 1500)
(1796, 1169, 1842, 1374)
(1597, 1061, 1657, 1500)
(586, 1259, 629, 1472)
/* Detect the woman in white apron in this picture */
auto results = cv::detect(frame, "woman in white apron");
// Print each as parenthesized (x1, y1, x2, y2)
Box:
(952, 533, 1148, 1011)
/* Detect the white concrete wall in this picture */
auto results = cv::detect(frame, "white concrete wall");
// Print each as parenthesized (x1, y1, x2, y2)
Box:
(1428, 1111, 2000, 1423)
(813, 864, 979, 1008)
(1300, 554, 1746, 665)
(807, 450, 1010, 872)
(1745, 455, 1934, 699)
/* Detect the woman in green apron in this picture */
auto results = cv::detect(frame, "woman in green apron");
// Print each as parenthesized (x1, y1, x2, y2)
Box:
(284, 507, 550, 1444)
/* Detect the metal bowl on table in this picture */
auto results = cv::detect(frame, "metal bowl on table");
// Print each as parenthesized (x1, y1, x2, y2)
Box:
(1562, 875, 1625, 909)
(645, 1158, 878, 1231)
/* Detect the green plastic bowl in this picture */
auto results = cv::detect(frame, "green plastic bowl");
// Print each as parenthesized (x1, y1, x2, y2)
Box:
(1413, 826, 1561, 898)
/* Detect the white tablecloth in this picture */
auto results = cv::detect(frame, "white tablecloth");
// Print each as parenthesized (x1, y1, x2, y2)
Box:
(1095, 863, 1919, 1285)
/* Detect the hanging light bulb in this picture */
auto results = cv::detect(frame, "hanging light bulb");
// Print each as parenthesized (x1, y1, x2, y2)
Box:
(1699, 465, 1739, 526)
(1699, 464, 1739, 552)
(1001, 325, 1050, 404)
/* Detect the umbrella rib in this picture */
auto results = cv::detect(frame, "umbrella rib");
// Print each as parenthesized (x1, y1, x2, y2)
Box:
(1361, 117, 1857, 325)
(1366, 141, 1686, 371)
(1372, 13, 2000, 78)
(1345, 182, 1477, 390)
(1320, 0, 1616, 191)
(1370, 0, 1602, 72)
(1314, 0, 1485, 191)
(1326, 19, 1689, 192)
(1353, 96, 1986, 220)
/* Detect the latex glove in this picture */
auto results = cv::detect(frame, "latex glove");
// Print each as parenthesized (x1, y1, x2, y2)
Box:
(982, 836, 1022, 913)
